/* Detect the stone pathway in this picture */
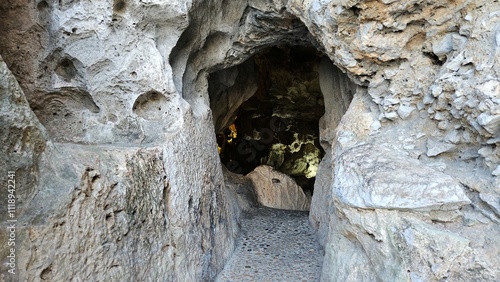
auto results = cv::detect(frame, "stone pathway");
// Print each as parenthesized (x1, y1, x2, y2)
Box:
(216, 207, 324, 282)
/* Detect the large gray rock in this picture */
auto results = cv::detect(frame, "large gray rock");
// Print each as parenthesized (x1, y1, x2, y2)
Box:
(322, 206, 500, 282)
(336, 144, 470, 211)
(320, 142, 499, 282)
(247, 165, 311, 211)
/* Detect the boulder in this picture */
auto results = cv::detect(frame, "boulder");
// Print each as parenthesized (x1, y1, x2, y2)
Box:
(335, 144, 471, 211)
(247, 165, 311, 211)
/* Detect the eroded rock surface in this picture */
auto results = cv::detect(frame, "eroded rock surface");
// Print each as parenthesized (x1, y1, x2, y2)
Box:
(223, 167, 259, 215)
(247, 165, 311, 211)
(0, 52, 237, 281)
(0, 0, 499, 281)
(336, 144, 471, 211)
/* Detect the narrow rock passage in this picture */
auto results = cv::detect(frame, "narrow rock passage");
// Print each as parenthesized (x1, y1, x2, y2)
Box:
(216, 207, 324, 282)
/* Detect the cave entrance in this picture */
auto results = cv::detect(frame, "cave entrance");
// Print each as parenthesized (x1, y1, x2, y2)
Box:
(209, 45, 328, 195)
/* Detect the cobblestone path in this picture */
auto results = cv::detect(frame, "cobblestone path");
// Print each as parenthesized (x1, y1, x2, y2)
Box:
(216, 207, 324, 282)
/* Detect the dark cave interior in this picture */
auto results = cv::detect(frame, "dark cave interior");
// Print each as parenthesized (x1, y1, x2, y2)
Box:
(210, 45, 325, 195)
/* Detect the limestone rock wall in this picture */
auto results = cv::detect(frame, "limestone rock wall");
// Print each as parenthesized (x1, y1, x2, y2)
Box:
(0, 55, 49, 219)
(222, 167, 259, 215)
(0, 53, 237, 281)
(0, 0, 238, 280)
(290, 0, 500, 280)
(0, 0, 499, 281)
(1, 0, 191, 144)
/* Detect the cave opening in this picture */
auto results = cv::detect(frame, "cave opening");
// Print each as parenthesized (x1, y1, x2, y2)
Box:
(209, 45, 327, 195)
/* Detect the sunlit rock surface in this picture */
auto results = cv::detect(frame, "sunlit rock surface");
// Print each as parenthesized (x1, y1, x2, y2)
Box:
(247, 165, 311, 211)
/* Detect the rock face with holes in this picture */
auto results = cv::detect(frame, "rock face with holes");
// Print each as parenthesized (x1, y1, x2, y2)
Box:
(247, 165, 311, 211)
(0, 0, 499, 281)
(335, 144, 471, 211)
(0, 53, 237, 281)
(0, 1, 238, 279)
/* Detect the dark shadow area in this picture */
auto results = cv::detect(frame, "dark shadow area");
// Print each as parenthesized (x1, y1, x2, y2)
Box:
(209, 45, 325, 195)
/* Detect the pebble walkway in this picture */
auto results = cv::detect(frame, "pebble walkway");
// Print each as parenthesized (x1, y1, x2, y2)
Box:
(215, 207, 324, 282)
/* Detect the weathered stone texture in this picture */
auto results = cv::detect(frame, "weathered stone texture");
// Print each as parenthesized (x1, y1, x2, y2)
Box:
(223, 167, 259, 214)
(0, 54, 50, 281)
(0, 60, 237, 280)
(0, 0, 237, 279)
(0, 0, 499, 281)
(0, 55, 49, 211)
(247, 165, 311, 211)
(335, 144, 471, 211)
